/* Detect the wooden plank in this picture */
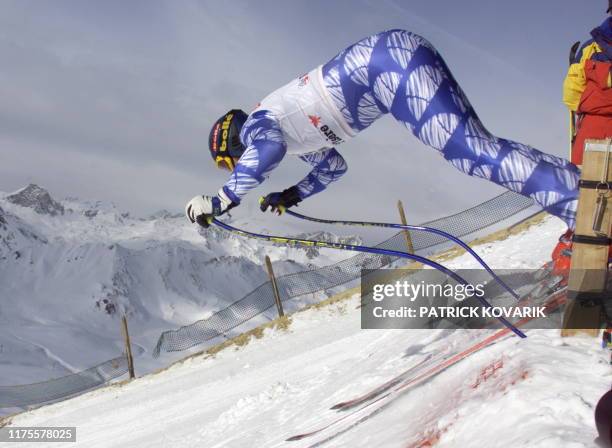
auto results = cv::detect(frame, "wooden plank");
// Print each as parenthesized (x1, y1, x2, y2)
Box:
(561, 300, 602, 337)
(563, 139, 611, 337)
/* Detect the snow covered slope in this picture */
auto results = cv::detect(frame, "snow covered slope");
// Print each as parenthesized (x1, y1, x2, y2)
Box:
(3, 213, 610, 447)
(0, 185, 358, 390)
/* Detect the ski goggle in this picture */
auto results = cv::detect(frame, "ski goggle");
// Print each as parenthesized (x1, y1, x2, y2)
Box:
(215, 155, 235, 171)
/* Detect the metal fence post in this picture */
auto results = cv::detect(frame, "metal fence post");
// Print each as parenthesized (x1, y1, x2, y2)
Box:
(265, 255, 285, 318)
(397, 200, 415, 254)
(121, 315, 135, 379)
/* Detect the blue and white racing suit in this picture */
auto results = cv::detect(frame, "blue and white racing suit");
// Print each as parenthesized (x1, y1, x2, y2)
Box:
(222, 29, 580, 228)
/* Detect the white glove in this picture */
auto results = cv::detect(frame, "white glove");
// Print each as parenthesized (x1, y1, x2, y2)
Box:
(185, 189, 234, 226)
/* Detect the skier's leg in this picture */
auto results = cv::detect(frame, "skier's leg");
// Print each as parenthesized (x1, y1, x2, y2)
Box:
(322, 29, 579, 228)
(385, 32, 579, 228)
(322, 32, 387, 133)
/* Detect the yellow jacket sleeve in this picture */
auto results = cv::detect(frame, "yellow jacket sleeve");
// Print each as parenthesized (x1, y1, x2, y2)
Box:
(562, 42, 601, 112)
(563, 63, 586, 111)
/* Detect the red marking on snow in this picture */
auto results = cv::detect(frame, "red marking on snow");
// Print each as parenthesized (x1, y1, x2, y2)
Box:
(308, 115, 321, 127)
(471, 358, 504, 389)
(502, 369, 529, 393)
(287, 288, 568, 445)
(403, 293, 567, 448)
(407, 358, 530, 447)
(413, 425, 452, 448)
(408, 408, 459, 448)
(513, 370, 529, 384)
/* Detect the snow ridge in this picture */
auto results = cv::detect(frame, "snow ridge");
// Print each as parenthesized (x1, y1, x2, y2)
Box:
(0, 185, 353, 395)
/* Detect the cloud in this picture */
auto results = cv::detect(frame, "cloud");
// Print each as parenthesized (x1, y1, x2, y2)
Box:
(0, 0, 593, 225)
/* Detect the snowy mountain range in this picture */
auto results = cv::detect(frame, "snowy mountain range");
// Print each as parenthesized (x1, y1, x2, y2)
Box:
(0, 184, 361, 395)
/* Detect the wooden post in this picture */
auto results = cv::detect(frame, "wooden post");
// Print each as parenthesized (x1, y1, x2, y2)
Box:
(563, 139, 612, 337)
(397, 200, 415, 254)
(265, 255, 285, 318)
(121, 315, 135, 379)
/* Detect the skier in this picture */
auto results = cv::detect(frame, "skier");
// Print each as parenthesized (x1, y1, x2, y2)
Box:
(186, 29, 580, 229)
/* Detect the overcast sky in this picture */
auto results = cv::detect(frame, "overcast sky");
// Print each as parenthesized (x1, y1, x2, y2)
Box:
(0, 0, 607, 226)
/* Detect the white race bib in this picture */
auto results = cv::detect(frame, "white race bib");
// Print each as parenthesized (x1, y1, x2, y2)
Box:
(253, 66, 355, 155)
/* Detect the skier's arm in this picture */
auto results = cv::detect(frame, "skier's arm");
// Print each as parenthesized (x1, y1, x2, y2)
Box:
(563, 42, 599, 112)
(221, 111, 287, 204)
(259, 148, 347, 214)
(294, 147, 348, 200)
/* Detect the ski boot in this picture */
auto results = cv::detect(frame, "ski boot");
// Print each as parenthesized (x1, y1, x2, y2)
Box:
(551, 229, 612, 278)
(551, 229, 573, 279)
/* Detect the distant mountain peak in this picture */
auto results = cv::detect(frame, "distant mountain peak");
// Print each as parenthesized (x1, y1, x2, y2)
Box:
(6, 184, 65, 216)
(148, 209, 182, 220)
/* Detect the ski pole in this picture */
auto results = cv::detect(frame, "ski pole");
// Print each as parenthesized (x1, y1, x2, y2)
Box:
(211, 218, 527, 339)
(568, 40, 581, 161)
(284, 209, 520, 301)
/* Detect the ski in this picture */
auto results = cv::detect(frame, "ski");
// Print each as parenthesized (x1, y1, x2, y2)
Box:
(569, 41, 581, 65)
(329, 353, 438, 411)
(286, 327, 515, 444)
(286, 280, 567, 444)
(306, 330, 522, 447)
(568, 40, 581, 159)
(328, 267, 562, 412)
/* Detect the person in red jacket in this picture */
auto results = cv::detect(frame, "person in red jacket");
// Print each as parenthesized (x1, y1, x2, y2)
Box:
(553, 6, 612, 275)
(563, 8, 612, 166)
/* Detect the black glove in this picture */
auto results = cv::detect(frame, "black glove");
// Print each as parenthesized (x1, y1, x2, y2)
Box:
(259, 186, 302, 215)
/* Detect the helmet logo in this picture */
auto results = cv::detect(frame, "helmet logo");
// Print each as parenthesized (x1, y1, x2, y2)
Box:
(211, 123, 221, 152)
(219, 113, 234, 153)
